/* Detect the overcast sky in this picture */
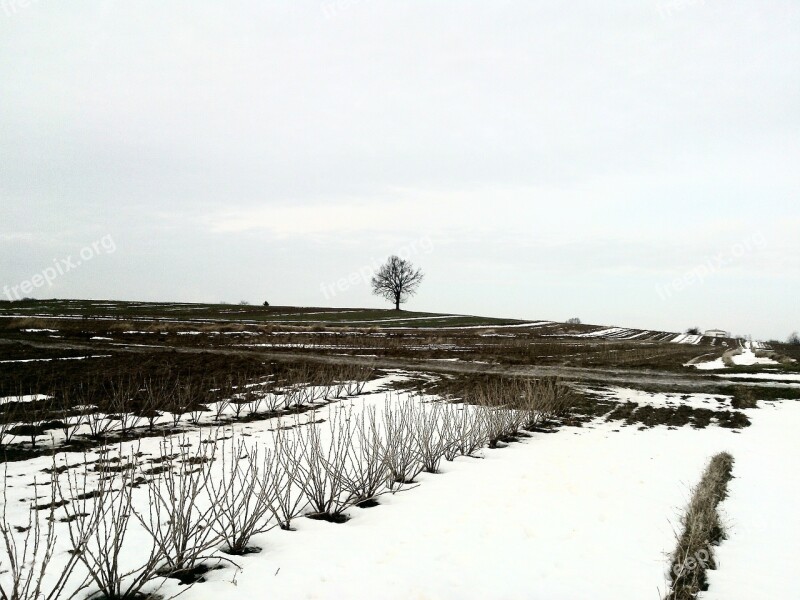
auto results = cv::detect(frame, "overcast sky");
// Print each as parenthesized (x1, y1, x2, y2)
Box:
(1, 1, 798, 339)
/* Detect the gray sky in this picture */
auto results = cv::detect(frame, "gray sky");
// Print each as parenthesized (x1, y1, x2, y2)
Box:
(1, 1, 798, 339)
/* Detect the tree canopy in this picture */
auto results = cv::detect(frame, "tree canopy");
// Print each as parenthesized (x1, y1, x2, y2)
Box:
(371, 255, 424, 310)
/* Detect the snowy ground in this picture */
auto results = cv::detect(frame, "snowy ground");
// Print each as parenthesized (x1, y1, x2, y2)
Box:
(704, 401, 800, 599)
(730, 346, 778, 367)
(716, 372, 800, 383)
(191, 393, 797, 600)
(586, 386, 731, 410)
(689, 340, 782, 371)
(1, 373, 797, 599)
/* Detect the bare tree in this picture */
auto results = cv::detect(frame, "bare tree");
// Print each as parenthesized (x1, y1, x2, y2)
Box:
(370, 255, 424, 311)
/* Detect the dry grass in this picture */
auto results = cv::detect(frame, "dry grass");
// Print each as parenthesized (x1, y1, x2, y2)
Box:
(666, 452, 734, 600)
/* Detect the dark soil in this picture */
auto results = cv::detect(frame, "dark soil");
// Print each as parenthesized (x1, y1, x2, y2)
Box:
(221, 545, 262, 556)
(163, 563, 224, 585)
(306, 512, 350, 524)
(355, 498, 380, 508)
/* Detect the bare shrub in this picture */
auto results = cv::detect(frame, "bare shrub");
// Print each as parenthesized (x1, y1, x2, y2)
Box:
(381, 397, 422, 485)
(84, 410, 116, 441)
(136, 437, 222, 576)
(106, 377, 143, 436)
(455, 405, 488, 457)
(262, 390, 281, 412)
(269, 429, 309, 530)
(0, 403, 18, 450)
(187, 403, 210, 426)
(412, 400, 449, 474)
(208, 438, 276, 554)
(53, 389, 87, 445)
(210, 378, 232, 422)
(61, 452, 167, 600)
(295, 410, 353, 520)
(165, 380, 197, 428)
(138, 377, 168, 432)
(479, 405, 510, 449)
(341, 406, 389, 505)
(0, 469, 89, 600)
(243, 388, 264, 416)
(7, 395, 53, 449)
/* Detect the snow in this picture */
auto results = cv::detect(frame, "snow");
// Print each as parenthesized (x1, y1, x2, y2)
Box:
(579, 326, 626, 338)
(688, 341, 781, 370)
(189, 402, 768, 600)
(384, 320, 552, 331)
(588, 386, 731, 410)
(1, 374, 796, 599)
(691, 357, 727, 370)
(0, 355, 112, 364)
(715, 372, 800, 382)
(671, 333, 703, 344)
(730, 347, 778, 366)
(0, 393, 51, 405)
(703, 401, 800, 599)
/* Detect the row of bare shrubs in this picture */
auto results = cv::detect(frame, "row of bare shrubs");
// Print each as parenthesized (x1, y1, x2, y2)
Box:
(0, 364, 372, 452)
(1, 377, 577, 600)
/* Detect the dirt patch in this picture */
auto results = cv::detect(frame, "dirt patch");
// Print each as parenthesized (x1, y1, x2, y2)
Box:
(306, 512, 350, 524)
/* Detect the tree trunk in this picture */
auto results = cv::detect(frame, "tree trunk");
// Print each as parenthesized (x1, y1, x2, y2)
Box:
(394, 296, 400, 310)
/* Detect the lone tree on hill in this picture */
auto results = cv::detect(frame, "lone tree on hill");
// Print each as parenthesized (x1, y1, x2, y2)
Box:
(371, 255, 424, 310)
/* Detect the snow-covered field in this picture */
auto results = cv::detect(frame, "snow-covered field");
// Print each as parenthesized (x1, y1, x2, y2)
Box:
(2, 372, 797, 599)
